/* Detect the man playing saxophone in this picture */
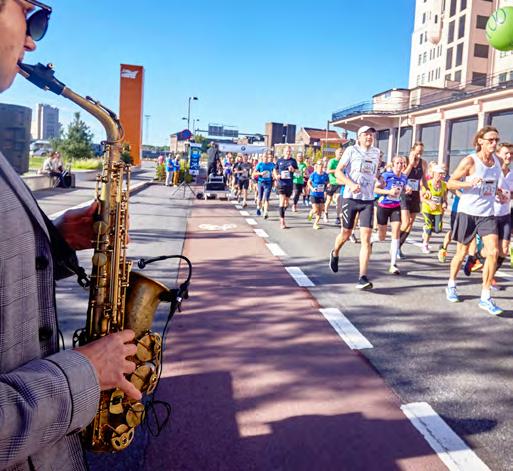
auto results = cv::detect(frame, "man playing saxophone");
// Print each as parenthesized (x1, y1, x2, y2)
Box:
(0, 1, 141, 469)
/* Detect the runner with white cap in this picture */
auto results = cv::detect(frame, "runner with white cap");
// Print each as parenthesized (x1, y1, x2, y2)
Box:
(329, 126, 381, 290)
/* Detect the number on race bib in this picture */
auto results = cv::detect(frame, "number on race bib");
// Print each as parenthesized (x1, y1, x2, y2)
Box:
(431, 195, 442, 205)
(408, 179, 419, 191)
(359, 159, 376, 175)
(314, 185, 325, 193)
(281, 170, 291, 179)
(262, 170, 270, 178)
(480, 179, 497, 197)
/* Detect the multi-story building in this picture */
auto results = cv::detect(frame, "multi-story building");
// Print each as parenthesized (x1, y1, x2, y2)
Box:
(0, 104, 32, 174)
(264, 122, 296, 147)
(331, 0, 513, 171)
(31, 104, 60, 140)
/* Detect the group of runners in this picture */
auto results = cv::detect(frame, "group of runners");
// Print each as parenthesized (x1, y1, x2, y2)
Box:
(217, 124, 513, 316)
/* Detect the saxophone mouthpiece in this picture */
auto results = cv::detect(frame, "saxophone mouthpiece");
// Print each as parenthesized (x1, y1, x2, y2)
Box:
(17, 61, 66, 95)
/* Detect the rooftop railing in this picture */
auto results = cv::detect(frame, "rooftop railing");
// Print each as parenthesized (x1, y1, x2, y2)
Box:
(331, 70, 513, 123)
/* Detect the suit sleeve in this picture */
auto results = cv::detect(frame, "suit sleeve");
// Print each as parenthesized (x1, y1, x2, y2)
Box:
(0, 350, 99, 468)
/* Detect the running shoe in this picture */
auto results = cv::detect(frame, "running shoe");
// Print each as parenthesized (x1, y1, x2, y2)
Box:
(280, 222, 288, 229)
(422, 243, 430, 254)
(256, 208, 261, 216)
(388, 265, 400, 275)
(242, 202, 247, 208)
(356, 276, 373, 290)
(463, 256, 476, 276)
(323, 213, 329, 223)
(349, 234, 359, 244)
(292, 206, 297, 212)
(313, 224, 321, 230)
(471, 259, 483, 272)
(478, 298, 503, 315)
(397, 248, 405, 260)
(335, 217, 341, 225)
(329, 251, 339, 273)
(446, 286, 460, 303)
(264, 212, 268, 220)
(438, 247, 447, 263)
(307, 213, 313, 222)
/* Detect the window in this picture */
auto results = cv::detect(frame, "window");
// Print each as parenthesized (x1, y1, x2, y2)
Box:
(445, 73, 451, 82)
(499, 72, 507, 83)
(423, 51, 428, 63)
(418, 54, 422, 65)
(417, 75, 421, 86)
(454, 70, 462, 82)
(448, 20, 455, 42)
(472, 72, 487, 86)
(422, 12, 426, 23)
(510, 70, 513, 81)
(474, 43, 489, 58)
(476, 15, 487, 29)
(458, 15, 465, 39)
(421, 73, 426, 84)
(420, 33, 423, 45)
(446, 47, 453, 69)
(460, 0, 467, 10)
(450, 0, 457, 16)
(456, 43, 463, 66)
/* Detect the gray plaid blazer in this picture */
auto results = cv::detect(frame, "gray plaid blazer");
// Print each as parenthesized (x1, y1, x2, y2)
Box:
(0, 152, 100, 470)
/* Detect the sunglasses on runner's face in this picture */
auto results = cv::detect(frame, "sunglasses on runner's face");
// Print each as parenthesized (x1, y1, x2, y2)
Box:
(482, 137, 499, 143)
(24, 0, 52, 41)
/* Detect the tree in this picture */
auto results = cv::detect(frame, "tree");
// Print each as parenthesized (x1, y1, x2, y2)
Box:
(53, 112, 94, 160)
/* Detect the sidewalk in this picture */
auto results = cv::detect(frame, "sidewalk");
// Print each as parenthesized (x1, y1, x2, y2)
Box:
(142, 195, 446, 470)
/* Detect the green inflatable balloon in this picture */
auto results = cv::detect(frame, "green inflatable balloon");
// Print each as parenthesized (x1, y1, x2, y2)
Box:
(486, 7, 513, 51)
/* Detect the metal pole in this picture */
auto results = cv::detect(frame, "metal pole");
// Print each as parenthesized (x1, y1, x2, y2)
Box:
(187, 97, 191, 130)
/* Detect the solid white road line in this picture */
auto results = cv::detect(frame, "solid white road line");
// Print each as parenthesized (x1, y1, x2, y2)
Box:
(319, 308, 373, 350)
(285, 266, 313, 286)
(240, 210, 250, 216)
(401, 402, 491, 471)
(254, 228, 269, 238)
(231, 200, 238, 205)
(246, 218, 258, 226)
(266, 243, 287, 257)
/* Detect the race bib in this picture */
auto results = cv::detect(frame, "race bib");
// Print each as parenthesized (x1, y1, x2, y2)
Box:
(314, 185, 325, 193)
(480, 178, 497, 197)
(281, 170, 291, 179)
(294, 171, 302, 178)
(359, 159, 376, 175)
(389, 185, 402, 201)
(431, 195, 442, 205)
(242, 170, 249, 177)
(408, 179, 419, 191)
(261, 170, 271, 178)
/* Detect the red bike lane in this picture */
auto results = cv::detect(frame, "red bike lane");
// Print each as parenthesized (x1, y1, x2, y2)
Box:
(144, 197, 446, 470)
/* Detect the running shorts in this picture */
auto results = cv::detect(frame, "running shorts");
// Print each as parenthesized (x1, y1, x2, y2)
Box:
(311, 195, 325, 205)
(450, 211, 457, 231)
(326, 184, 341, 197)
(278, 185, 293, 197)
(341, 198, 374, 230)
(258, 181, 272, 201)
(496, 214, 511, 242)
(422, 212, 443, 235)
(452, 212, 497, 245)
(238, 179, 249, 190)
(377, 205, 401, 225)
(400, 193, 421, 213)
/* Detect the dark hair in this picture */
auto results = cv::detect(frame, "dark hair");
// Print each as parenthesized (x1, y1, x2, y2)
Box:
(473, 126, 499, 151)
(498, 142, 513, 151)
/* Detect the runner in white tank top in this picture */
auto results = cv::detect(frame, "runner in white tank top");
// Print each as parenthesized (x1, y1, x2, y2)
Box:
(446, 126, 506, 315)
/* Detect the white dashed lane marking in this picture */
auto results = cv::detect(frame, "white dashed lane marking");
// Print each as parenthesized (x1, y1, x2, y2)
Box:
(319, 308, 373, 350)
(240, 210, 250, 216)
(401, 402, 491, 471)
(285, 266, 313, 286)
(246, 218, 258, 226)
(254, 228, 269, 238)
(266, 243, 287, 257)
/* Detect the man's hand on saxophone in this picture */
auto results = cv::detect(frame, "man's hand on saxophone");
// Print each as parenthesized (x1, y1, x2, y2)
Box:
(76, 329, 142, 401)
(54, 201, 99, 250)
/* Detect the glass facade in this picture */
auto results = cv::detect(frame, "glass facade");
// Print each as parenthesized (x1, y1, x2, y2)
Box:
(377, 129, 390, 157)
(418, 122, 441, 163)
(394, 127, 412, 156)
(490, 110, 513, 143)
(448, 117, 478, 172)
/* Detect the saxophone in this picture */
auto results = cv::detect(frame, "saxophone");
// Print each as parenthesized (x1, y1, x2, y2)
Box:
(18, 63, 171, 452)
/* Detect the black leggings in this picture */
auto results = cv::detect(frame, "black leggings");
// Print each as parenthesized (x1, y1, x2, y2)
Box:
(293, 183, 304, 205)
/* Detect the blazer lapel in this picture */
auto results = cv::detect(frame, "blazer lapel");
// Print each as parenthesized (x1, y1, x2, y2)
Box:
(0, 152, 50, 241)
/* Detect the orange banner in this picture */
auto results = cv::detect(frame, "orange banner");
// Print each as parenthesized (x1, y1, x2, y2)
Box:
(119, 64, 144, 166)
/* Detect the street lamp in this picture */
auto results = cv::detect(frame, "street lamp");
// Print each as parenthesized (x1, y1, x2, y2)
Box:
(193, 118, 200, 134)
(187, 96, 198, 130)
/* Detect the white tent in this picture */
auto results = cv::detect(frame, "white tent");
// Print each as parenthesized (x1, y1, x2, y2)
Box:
(218, 143, 268, 154)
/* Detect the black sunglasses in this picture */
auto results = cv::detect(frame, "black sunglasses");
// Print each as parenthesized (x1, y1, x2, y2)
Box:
(25, 0, 52, 41)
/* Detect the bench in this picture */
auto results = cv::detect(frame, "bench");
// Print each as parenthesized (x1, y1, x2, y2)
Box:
(22, 173, 76, 191)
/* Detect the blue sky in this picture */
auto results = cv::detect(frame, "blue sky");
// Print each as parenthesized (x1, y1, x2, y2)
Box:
(3, 0, 415, 145)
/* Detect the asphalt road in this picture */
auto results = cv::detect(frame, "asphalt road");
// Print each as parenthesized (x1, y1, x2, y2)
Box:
(239, 193, 513, 471)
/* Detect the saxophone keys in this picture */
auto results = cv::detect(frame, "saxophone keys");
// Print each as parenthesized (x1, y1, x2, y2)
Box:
(110, 424, 135, 451)
(126, 402, 145, 427)
(109, 389, 125, 415)
(135, 335, 153, 362)
(130, 364, 153, 391)
(92, 252, 108, 267)
(146, 373, 158, 395)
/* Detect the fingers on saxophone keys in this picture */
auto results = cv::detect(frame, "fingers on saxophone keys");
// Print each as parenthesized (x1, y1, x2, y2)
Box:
(121, 378, 142, 401)
(124, 343, 138, 357)
(123, 359, 137, 375)
(119, 329, 136, 342)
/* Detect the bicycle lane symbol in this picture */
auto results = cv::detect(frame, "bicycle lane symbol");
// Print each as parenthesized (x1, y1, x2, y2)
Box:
(198, 223, 237, 232)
